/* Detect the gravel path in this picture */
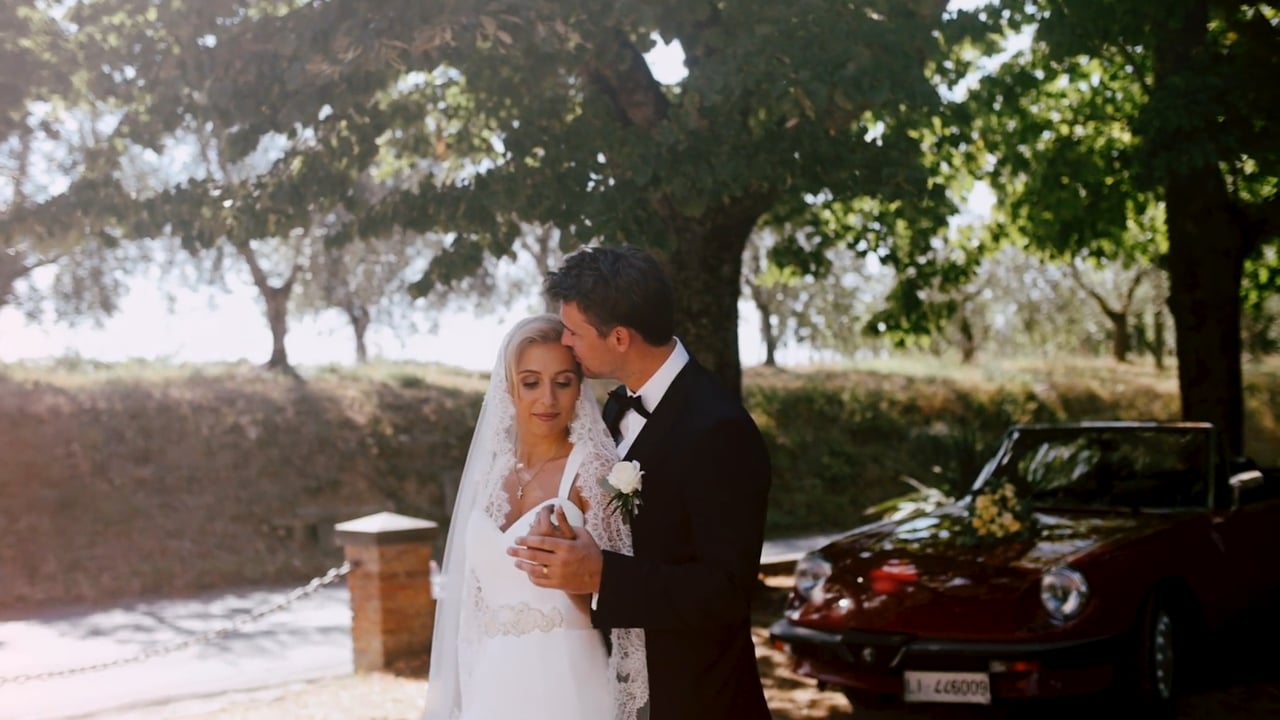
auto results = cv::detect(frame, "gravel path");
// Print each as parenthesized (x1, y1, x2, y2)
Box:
(167, 578, 1279, 720)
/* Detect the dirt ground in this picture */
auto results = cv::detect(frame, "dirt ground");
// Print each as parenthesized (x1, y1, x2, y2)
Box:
(178, 575, 1280, 720)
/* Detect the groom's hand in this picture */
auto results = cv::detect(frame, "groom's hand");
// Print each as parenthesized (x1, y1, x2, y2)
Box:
(509, 505, 602, 594)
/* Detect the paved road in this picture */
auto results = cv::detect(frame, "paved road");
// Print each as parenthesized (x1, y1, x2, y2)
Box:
(0, 534, 841, 720)
(0, 585, 353, 720)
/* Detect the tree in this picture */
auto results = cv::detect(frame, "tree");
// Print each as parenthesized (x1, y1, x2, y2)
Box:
(743, 225, 899, 365)
(296, 225, 445, 364)
(948, 1, 1280, 454)
(96, 0, 954, 396)
(1, 19, 132, 331)
(742, 229, 797, 368)
(3, 6, 68, 309)
(1066, 257, 1151, 363)
(0, 1, 70, 137)
(1241, 243, 1280, 359)
(27, 0, 403, 374)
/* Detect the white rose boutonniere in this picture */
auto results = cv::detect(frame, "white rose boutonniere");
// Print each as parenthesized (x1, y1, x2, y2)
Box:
(601, 460, 644, 522)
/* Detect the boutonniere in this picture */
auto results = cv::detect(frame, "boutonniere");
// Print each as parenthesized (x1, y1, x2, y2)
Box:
(601, 460, 644, 522)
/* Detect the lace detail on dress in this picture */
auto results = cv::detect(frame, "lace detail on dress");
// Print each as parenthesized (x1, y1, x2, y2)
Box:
(477, 377, 517, 526)
(481, 601, 565, 638)
(572, 394, 650, 720)
(425, 335, 649, 720)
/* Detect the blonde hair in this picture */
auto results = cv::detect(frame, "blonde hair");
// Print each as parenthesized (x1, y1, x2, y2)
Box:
(501, 314, 580, 392)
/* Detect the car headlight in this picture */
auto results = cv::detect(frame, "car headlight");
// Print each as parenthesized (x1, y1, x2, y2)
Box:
(794, 552, 832, 601)
(1040, 567, 1089, 621)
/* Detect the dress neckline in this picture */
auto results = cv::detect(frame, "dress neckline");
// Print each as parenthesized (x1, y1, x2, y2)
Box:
(494, 444, 586, 534)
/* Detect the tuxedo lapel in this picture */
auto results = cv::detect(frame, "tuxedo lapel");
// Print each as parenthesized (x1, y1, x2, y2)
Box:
(623, 361, 696, 466)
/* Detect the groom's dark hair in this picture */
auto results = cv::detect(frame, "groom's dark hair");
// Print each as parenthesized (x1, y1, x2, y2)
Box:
(545, 245, 674, 346)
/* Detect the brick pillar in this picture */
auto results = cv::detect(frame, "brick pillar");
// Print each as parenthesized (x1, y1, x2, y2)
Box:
(334, 511, 439, 673)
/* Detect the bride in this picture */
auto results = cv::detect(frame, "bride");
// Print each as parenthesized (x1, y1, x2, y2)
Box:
(422, 314, 648, 720)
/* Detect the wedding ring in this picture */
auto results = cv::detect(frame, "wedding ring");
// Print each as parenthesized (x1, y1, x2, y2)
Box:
(541, 565, 550, 577)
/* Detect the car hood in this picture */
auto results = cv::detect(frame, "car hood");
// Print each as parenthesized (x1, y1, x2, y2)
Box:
(829, 504, 1169, 569)
(788, 504, 1178, 638)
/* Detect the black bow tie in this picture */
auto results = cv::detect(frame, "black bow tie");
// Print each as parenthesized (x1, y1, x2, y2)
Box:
(604, 384, 650, 440)
(611, 385, 651, 419)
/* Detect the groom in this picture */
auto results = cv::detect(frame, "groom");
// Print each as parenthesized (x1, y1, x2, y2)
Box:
(509, 245, 772, 719)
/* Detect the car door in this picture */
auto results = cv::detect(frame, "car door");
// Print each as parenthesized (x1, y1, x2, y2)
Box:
(1207, 476, 1280, 619)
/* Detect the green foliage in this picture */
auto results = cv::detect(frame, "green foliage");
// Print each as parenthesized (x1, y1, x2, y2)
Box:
(5, 0, 961, 393)
(742, 226, 897, 363)
(743, 362, 1188, 536)
(940, 0, 1280, 453)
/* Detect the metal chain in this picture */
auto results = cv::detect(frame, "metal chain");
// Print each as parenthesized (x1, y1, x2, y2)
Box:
(0, 561, 352, 687)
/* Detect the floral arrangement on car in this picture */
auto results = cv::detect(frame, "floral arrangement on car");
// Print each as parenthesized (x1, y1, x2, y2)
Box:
(955, 482, 1037, 546)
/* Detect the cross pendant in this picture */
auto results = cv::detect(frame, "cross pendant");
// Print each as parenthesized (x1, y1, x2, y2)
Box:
(517, 486, 524, 500)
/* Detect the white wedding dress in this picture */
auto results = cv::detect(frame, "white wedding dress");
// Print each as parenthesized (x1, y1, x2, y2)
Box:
(454, 444, 615, 720)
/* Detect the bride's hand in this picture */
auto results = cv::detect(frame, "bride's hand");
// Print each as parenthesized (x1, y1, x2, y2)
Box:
(510, 505, 603, 594)
(528, 503, 577, 540)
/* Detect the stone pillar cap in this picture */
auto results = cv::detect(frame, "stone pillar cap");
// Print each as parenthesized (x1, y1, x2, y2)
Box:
(335, 511, 440, 547)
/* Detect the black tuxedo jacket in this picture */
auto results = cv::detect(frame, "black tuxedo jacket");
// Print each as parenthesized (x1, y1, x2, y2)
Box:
(594, 359, 772, 720)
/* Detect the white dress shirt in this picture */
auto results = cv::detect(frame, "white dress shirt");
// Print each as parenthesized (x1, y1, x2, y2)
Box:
(616, 338, 690, 458)
(592, 338, 689, 611)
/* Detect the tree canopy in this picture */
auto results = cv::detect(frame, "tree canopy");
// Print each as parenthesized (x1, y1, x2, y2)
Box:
(944, 0, 1280, 454)
(6, 0, 956, 394)
(3, 0, 1277, 457)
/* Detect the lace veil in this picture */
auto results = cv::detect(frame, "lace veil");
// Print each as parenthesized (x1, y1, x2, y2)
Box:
(422, 316, 649, 720)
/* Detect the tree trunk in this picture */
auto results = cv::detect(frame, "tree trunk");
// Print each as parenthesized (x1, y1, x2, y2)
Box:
(264, 284, 293, 372)
(1164, 183, 1247, 456)
(1152, 308, 1166, 370)
(237, 242, 300, 378)
(1067, 260, 1142, 363)
(667, 214, 761, 400)
(957, 312, 977, 364)
(749, 284, 779, 368)
(0, 250, 26, 307)
(1105, 310, 1129, 363)
(531, 224, 560, 313)
(345, 304, 371, 364)
(762, 313, 778, 368)
(1242, 302, 1277, 360)
(1154, 0, 1249, 457)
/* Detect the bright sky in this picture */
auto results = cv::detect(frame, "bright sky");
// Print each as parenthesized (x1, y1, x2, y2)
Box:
(0, 39, 791, 371)
(0, 277, 794, 370)
(0, 3, 992, 372)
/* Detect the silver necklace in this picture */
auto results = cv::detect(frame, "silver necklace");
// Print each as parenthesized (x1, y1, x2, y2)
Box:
(514, 446, 568, 500)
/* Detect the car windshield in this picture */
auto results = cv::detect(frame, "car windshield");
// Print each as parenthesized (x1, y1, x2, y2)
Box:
(976, 427, 1212, 511)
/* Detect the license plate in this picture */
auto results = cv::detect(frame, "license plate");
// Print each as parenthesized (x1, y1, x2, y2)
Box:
(903, 671, 992, 704)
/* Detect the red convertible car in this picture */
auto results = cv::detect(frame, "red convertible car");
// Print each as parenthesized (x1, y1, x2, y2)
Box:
(770, 421, 1280, 712)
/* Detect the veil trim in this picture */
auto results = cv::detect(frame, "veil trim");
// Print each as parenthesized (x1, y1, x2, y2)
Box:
(422, 329, 648, 720)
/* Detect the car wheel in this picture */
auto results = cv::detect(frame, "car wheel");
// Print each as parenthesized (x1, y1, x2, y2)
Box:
(1132, 595, 1179, 713)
